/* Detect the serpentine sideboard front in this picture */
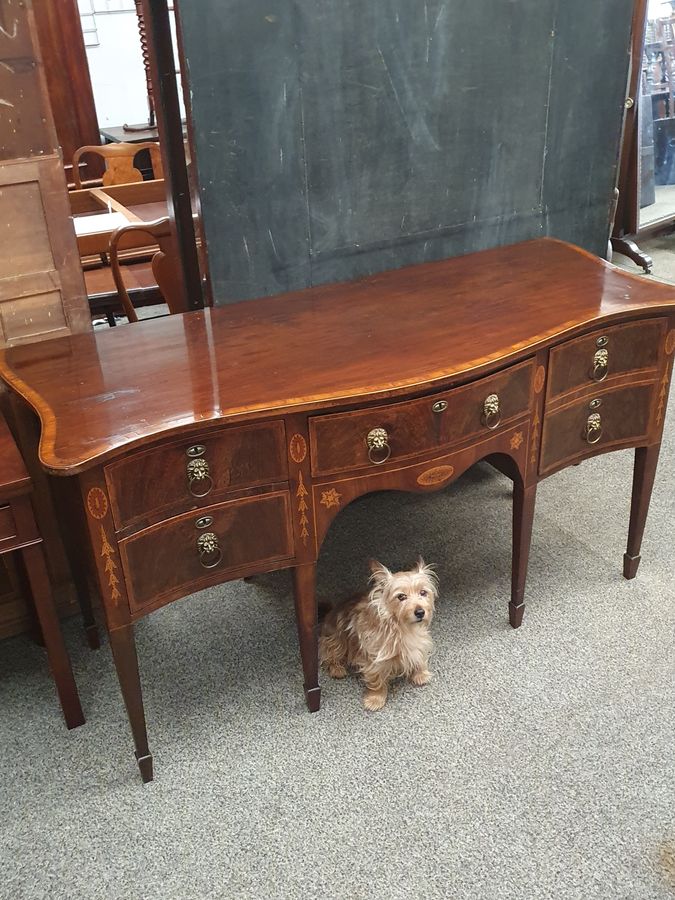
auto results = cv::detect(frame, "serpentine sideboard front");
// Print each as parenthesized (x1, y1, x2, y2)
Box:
(2, 238, 674, 782)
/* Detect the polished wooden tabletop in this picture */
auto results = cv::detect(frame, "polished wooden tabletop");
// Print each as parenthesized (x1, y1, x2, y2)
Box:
(2, 238, 675, 474)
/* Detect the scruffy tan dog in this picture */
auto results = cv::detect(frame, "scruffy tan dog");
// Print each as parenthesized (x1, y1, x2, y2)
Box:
(319, 559, 438, 711)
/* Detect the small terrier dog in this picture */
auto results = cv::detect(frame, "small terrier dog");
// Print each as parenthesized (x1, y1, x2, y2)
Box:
(319, 558, 438, 711)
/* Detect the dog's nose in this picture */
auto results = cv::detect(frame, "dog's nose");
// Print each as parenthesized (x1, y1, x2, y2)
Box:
(414, 607, 425, 620)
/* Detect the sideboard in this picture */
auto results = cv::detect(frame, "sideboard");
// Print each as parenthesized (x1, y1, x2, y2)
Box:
(1, 238, 674, 783)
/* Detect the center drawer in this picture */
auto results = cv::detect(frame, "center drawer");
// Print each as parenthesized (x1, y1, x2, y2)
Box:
(118, 490, 294, 612)
(309, 359, 534, 477)
(105, 420, 287, 529)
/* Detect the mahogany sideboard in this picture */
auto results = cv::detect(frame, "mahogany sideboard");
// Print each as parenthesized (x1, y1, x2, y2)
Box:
(1, 238, 674, 783)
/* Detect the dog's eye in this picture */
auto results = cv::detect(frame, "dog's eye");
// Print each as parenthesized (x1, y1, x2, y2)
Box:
(420, 590, 428, 597)
(396, 593, 407, 601)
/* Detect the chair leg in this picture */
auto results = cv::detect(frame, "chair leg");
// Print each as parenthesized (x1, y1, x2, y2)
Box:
(21, 543, 85, 729)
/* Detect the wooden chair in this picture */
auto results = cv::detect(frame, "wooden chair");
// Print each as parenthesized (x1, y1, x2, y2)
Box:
(108, 218, 184, 323)
(72, 142, 164, 189)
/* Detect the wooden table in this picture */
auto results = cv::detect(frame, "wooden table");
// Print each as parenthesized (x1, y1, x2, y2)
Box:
(1, 238, 674, 782)
(69, 179, 168, 259)
(0, 415, 84, 730)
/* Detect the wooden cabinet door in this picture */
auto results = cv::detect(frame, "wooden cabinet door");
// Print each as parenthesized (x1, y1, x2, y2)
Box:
(0, 156, 90, 345)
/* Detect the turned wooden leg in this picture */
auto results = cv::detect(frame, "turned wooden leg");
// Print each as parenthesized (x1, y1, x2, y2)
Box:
(510, 481, 537, 629)
(610, 237, 653, 274)
(624, 445, 661, 579)
(293, 563, 321, 712)
(21, 543, 85, 730)
(109, 624, 153, 782)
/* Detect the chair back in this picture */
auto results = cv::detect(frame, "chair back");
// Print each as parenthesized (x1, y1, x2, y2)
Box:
(72, 142, 164, 188)
(108, 218, 184, 322)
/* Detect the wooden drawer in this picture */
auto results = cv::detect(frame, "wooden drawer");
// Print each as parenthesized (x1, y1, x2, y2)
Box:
(106, 421, 287, 529)
(547, 319, 666, 402)
(119, 491, 294, 612)
(539, 383, 654, 475)
(0, 506, 16, 543)
(309, 359, 534, 476)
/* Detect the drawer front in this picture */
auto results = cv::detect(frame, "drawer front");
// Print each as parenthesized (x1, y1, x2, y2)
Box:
(547, 319, 666, 402)
(540, 383, 654, 475)
(309, 359, 534, 476)
(106, 420, 287, 529)
(119, 491, 294, 611)
(0, 505, 16, 543)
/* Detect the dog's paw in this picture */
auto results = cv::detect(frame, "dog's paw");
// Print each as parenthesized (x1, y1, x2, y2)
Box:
(410, 669, 432, 686)
(363, 690, 387, 711)
(327, 663, 348, 679)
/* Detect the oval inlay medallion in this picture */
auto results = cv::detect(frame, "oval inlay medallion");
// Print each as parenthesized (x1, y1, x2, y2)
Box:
(87, 487, 108, 520)
(534, 365, 546, 394)
(289, 433, 307, 463)
(666, 329, 675, 355)
(417, 465, 455, 486)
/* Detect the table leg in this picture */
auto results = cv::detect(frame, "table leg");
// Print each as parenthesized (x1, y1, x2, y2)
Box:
(109, 623, 153, 782)
(21, 543, 85, 730)
(624, 444, 660, 579)
(509, 481, 537, 629)
(293, 563, 321, 712)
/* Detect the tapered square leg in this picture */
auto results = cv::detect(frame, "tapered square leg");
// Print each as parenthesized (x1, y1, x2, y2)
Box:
(21, 543, 85, 729)
(510, 481, 537, 629)
(624, 445, 660, 580)
(109, 624, 153, 782)
(293, 563, 321, 712)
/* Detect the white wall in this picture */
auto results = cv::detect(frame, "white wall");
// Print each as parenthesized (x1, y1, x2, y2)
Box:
(78, 0, 184, 131)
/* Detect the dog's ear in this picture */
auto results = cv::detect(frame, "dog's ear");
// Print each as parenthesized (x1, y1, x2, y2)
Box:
(416, 557, 438, 585)
(368, 558, 392, 586)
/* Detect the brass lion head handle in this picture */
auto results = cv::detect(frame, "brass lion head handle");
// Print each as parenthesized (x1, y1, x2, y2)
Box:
(591, 348, 609, 382)
(187, 455, 213, 498)
(482, 393, 501, 429)
(366, 427, 391, 465)
(196, 531, 222, 569)
(585, 412, 602, 444)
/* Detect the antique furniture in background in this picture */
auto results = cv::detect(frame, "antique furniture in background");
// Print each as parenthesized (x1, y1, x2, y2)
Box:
(0, 413, 84, 729)
(31, 0, 102, 185)
(109, 217, 182, 321)
(70, 178, 168, 259)
(0, 0, 95, 640)
(612, 0, 675, 270)
(72, 142, 163, 189)
(1, 238, 673, 782)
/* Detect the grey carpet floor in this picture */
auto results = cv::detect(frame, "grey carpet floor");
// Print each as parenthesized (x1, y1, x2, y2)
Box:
(2, 334, 675, 899)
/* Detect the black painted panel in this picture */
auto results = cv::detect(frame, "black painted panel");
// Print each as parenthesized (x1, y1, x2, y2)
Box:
(177, 0, 631, 303)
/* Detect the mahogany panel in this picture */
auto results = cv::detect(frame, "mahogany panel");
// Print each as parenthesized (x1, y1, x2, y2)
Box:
(539, 382, 655, 476)
(547, 319, 666, 402)
(106, 421, 287, 530)
(31, 0, 101, 182)
(309, 359, 534, 477)
(119, 491, 294, 612)
(0, 505, 16, 542)
(3, 240, 675, 475)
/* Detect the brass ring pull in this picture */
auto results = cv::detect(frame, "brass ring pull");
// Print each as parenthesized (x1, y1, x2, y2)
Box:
(187, 457, 214, 498)
(482, 393, 501, 429)
(197, 532, 222, 569)
(591, 349, 608, 382)
(366, 427, 391, 465)
(585, 412, 602, 444)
